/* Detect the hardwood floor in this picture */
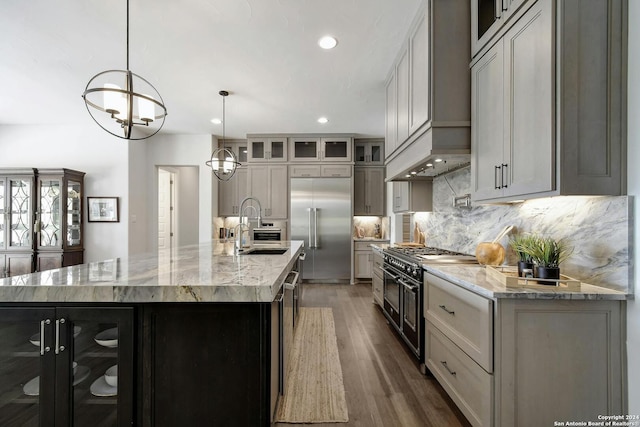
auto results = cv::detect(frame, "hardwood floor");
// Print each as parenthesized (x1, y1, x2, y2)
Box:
(274, 282, 471, 427)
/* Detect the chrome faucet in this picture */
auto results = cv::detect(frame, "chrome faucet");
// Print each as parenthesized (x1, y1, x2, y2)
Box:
(237, 197, 262, 251)
(234, 223, 250, 254)
(238, 197, 262, 230)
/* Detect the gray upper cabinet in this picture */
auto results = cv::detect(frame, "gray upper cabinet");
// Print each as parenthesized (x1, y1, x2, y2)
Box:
(409, 10, 429, 135)
(471, 0, 530, 58)
(218, 167, 248, 217)
(392, 181, 432, 213)
(471, 0, 627, 203)
(384, 1, 470, 179)
(354, 167, 385, 216)
(289, 137, 352, 162)
(354, 139, 384, 165)
(385, 73, 397, 157)
(247, 137, 287, 163)
(247, 165, 288, 219)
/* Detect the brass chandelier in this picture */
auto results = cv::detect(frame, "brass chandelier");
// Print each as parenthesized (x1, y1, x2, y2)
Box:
(82, 0, 167, 140)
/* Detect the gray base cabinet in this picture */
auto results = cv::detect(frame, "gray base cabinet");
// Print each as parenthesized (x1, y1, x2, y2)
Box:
(471, 0, 627, 203)
(424, 272, 627, 427)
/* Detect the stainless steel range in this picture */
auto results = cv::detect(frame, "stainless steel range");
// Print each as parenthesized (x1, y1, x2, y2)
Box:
(381, 246, 477, 367)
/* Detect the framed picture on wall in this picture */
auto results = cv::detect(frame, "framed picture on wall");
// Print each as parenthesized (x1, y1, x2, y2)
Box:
(88, 197, 119, 222)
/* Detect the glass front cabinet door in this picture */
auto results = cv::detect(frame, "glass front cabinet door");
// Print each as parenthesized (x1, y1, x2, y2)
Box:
(0, 306, 134, 426)
(0, 169, 36, 278)
(36, 169, 85, 272)
(247, 137, 288, 162)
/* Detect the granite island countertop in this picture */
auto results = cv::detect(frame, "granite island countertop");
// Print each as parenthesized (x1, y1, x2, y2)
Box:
(0, 241, 304, 303)
(370, 243, 630, 300)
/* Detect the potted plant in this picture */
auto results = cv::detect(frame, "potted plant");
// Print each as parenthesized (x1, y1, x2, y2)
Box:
(527, 236, 573, 284)
(508, 234, 536, 277)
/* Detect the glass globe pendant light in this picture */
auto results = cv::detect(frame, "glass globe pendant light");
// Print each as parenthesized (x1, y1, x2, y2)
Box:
(82, 0, 167, 140)
(207, 91, 241, 181)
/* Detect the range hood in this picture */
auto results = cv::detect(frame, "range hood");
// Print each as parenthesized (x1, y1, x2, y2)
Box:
(386, 125, 470, 181)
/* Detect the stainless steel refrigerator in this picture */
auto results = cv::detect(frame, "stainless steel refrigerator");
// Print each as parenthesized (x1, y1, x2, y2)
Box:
(290, 178, 351, 281)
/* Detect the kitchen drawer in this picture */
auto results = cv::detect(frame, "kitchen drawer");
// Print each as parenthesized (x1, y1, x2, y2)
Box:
(424, 272, 493, 372)
(321, 164, 351, 177)
(289, 164, 321, 177)
(426, 322, 492, 427)
(354, 241, 375, 251)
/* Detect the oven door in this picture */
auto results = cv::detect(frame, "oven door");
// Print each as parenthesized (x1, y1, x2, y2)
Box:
(382, 264, 402, 329)
(400, 275, 421, 358)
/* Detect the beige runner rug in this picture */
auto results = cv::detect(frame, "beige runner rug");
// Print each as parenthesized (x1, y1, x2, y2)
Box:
(276, 307, 349, 423)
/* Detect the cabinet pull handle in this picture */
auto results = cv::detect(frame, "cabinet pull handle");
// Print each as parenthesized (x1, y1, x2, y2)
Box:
(40, 319, 51, 355)
(55, 318, 66, 354)
(502, 163, 508, 188)
(439, 304, 455, 315)
(494, 165, 501, 189)
(441, 361, 456, 376)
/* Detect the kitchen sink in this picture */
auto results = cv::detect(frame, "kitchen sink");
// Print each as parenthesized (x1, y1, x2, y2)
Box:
(242, 248, 289, 255)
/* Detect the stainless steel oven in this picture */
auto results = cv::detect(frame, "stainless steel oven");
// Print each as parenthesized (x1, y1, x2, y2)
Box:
(382, 252, 423, 361)
(382, 264, 402, 330)
(252, 227, 282, 241)
(381, 246, 478, 367)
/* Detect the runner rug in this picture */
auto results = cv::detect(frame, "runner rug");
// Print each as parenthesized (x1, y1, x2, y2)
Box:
(275, 307, 349, 423)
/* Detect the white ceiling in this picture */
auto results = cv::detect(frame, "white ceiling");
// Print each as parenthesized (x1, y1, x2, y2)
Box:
(0, 0, 422, 140)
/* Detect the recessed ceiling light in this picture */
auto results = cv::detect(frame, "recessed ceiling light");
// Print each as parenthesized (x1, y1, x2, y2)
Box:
(411, 171, 417, 175)
(318, 36, 338, 49)
(435, 158, 443, 163)
(211, 118, 222, 124)
(317, 117, 329, 124)
(426, 163, 433, 167)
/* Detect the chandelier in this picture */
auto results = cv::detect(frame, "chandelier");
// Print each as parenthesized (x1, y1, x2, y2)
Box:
(82, 0, 167, 140)
(207, 91, 241, 181)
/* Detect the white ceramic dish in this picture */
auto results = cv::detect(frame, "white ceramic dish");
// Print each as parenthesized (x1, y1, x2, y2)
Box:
(90, 376, 117, 397)
(104, 365, 118, 387)
(29, 326, 82, 347)
(23, 365, 90, 396)
(94, 327, 118, 348)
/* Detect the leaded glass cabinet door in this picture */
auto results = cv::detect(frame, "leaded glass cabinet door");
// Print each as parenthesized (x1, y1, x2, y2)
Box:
(38, 177, 63, 250)
(0, 177, 5, 250)
(8, 176, 34, 250)
(66, 179, 82, 249)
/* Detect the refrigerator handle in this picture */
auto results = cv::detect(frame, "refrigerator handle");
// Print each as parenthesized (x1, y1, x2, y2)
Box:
(314, 208, 319, 248)
(308, 208, 313, 248)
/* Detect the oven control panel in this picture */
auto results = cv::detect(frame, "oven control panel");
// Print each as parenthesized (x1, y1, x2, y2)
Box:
(383, 254, 422, 280)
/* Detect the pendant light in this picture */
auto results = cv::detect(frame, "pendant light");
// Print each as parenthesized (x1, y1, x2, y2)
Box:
(207, 90, 241, 181)
(82, 0, 167, 140)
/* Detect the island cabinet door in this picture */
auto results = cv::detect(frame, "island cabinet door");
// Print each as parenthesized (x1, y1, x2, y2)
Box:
(0, 307, 56, 427)
(142, 303, 271, 427)
(54, 307, 135, 427)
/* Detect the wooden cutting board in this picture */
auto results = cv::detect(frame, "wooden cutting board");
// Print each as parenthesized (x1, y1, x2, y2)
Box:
(395, 242, 425, 248)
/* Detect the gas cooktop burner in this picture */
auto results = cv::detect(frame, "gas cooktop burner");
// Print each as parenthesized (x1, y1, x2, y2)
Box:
(384, 246, 478, 264)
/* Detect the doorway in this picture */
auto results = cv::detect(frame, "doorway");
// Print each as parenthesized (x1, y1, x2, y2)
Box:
(158, 168, 176, 250)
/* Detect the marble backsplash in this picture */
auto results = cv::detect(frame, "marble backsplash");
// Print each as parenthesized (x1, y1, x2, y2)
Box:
(353, 216, 389, 239)
(413, 166, 633, 293)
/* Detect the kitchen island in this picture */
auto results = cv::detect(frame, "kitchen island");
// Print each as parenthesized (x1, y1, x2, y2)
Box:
(0, 240, 304, 427)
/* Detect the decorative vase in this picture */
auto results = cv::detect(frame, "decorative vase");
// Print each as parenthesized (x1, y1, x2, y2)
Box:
(535, 266, 560, 285)
(517, 261, 534, 278)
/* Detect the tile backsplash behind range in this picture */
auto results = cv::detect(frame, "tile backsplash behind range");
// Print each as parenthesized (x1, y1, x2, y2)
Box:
(413, 167, 633, 293)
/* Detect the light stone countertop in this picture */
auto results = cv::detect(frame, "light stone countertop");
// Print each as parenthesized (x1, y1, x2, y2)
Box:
(371, 243, 630, 300)
(0, 241, 304, 304)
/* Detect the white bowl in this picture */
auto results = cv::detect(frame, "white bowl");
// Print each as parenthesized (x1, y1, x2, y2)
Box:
(104, 365, 118, 387)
